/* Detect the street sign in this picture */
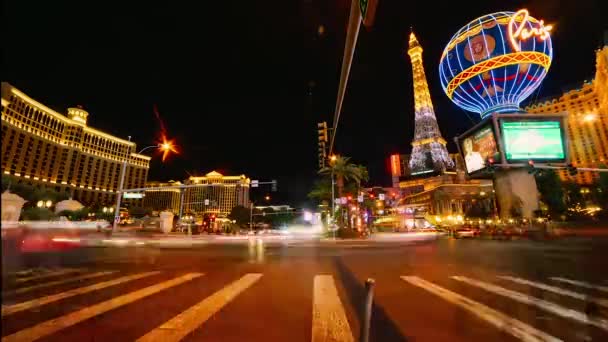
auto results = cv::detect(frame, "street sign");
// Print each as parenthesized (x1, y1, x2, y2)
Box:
(123, 192, 143, 199)
(341, 197, 347, 204)
(379, 193, 385, 201)
(271, 180, 277, 192)
(251, 180, 259, 188)
(358, 195, 363, 203)
(335, 198, 341, 204)
(204, 199, 209, 205)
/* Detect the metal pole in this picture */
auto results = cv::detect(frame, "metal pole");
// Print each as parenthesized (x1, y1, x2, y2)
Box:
(250, 201, 254, 232)
(331, 169, 335, 239)
(360, 278, 375, 342)
(178, 188, 188, 236)
(328, 0, 361, 156)
(112, 136, 131, 231)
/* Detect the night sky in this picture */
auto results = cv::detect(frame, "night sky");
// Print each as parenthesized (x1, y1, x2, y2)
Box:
(3, 0, 606, 206)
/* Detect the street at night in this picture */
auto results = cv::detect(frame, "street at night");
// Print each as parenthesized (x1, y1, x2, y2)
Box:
(3, 0, 608, 341)
(2, 235, 608, 341)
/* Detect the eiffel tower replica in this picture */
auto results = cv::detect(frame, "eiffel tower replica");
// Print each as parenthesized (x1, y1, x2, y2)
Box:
(407, 31, 454, 175)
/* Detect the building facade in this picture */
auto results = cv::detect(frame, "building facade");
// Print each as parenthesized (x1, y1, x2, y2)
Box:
(142, 181, 183, 214)
(144, 171, 250, 218)
(1, 83, 150, 206)
(392, 150, 495, 221)
(525, 46, 608, 184)
(185, 171, 249, 217)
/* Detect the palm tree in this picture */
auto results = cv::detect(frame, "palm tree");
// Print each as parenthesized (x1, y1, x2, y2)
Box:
(319, 156, 365, 198)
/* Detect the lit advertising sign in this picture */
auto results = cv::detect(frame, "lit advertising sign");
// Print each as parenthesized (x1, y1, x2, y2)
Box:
(500, 119, 566, 162)
(459, 124, 500, 174)
(390, 154, 401, 176)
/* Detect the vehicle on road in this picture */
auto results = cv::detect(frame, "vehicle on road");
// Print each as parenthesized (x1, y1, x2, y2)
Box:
(3, 219, 110, 253)
(454, 227, 477, 238)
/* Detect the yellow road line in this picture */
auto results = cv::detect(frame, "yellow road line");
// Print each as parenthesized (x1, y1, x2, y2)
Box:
(401, 276, 561, 342)
(5, 271, 117, 296)
(453, 276, 608, 331)
(136, 273, 262, 342)
(311, 275, 354, 342)
(2, 271, 159, 316)
(2, 272, 203, 342)
(15, 268, 86, 283)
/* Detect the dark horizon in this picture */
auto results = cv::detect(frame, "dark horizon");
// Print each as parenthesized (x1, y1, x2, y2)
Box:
(3, 0, 606, 207)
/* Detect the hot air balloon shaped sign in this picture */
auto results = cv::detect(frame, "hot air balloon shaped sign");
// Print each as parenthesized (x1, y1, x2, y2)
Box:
(439, 9, 553, 119)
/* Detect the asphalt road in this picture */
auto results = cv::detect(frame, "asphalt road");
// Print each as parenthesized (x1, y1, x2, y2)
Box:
(2, 236, 608, 341)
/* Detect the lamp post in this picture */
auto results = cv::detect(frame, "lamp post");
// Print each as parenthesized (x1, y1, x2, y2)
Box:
(112, 140, 173, 231)
(329, 155, 337, 238)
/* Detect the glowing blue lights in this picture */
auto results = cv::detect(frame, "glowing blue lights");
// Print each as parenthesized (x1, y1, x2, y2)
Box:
(439, 10, 553, 118)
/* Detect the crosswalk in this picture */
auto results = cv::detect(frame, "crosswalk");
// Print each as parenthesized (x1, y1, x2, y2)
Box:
(1, 267, 607, 341)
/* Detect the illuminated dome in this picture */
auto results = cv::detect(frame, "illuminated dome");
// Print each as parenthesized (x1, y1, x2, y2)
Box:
(439, 10, 553, 118)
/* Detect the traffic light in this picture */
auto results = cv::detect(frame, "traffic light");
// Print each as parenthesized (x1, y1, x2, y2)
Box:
(317, 122, 329, 169)
(567, 163, 578, 176)
(271, 180, 277, 192)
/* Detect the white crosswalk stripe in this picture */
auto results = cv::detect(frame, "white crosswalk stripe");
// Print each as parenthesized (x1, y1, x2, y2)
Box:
(452, 276, 608, 331)
(311, 275, 354, 342)
(401, 276, 562, 342)
(550, 277, 608, 293)
(3, 271, 606, 342)
(3, 271, 117, 296)
(2, 271, 160, 316)
(2, 273, 203, 342)
(137, 273, 262, 342)
(499, 276, 608, 308)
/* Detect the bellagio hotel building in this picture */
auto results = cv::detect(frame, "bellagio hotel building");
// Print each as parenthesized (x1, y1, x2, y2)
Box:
(1, 83, 150, 205)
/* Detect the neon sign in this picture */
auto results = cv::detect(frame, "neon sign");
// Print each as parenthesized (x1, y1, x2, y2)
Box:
(390, 154, 401, 176)
(508, 9, 552, 52)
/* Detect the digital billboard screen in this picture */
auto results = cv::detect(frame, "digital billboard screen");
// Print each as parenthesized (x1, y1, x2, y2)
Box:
(500, 120, 566, 162)
(459, 124, 500, 174)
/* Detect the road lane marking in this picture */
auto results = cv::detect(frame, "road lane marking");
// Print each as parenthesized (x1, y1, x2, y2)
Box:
(311, 275, 354, 342)
(2, 272, 203, 342)
(500, 276, 608, 308)
(4, 271, 117, 296)
(452, 276, 608, 331)
(549, 277, 608, 293)
(2, 271, 159, 316)
(401, 276, 561, 342)
(136, 273, 262, 342)
(14, 268, 86, 283)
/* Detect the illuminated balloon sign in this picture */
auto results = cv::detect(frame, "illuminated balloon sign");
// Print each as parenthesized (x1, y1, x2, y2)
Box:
(439, 9, 553, 118)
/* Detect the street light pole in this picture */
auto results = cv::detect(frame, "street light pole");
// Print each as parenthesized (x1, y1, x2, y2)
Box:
(331, 169, 335, 221)
(112, 136, 131, 231)
(250, 201, 254, 232)
(112, 142, 162, 231)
